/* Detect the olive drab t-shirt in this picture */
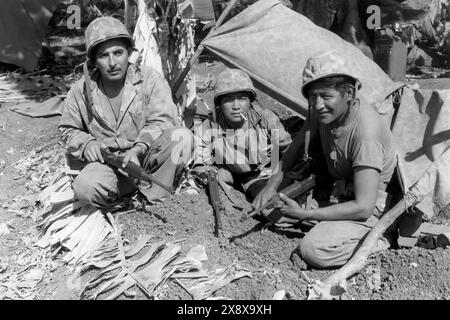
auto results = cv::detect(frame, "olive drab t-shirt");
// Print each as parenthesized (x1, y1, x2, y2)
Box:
(316, 98, 397, 187)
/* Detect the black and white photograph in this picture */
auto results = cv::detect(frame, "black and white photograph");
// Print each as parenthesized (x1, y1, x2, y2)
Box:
(0, 0, 449, 306)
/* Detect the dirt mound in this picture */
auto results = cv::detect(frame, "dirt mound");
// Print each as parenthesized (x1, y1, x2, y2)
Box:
(118, 186, 450, 300)
(119, 188, 310, 300)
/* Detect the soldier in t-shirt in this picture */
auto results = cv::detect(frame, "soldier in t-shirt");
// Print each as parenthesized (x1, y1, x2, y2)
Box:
(253, 51, 400, 268)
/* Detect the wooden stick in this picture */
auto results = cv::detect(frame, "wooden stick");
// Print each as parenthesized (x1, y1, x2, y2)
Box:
(323, 198, 410, 289)
(124, 0, 131, 32)
(171, 0, 240, 94)
(207, 169, 224, 237)
(171, 45, 205, 95)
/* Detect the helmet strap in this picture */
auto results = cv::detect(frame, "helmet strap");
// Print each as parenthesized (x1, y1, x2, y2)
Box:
(83, 60, 103, 124)
(304, 105, 317, 161)
(83, 61, 94, 110)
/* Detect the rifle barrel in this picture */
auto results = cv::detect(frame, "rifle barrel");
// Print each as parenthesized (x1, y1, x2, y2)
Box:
(207, 170, 224, 237)
(101, 148, 174, 193)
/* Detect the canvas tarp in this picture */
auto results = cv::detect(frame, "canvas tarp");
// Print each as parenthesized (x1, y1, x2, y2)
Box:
(201, 0, 398, 117)
(0, 0, 63, 71)
(392, 85, 450, 218)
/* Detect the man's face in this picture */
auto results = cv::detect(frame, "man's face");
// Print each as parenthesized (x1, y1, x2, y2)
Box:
(219, 91, 251, 127)
(94, 39, 130, 83)
(308, 85, 351, 125)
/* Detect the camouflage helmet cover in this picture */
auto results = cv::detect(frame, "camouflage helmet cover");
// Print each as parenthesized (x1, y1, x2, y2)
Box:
(214, 68, 257, 106)
(301, 50, 361, 98)
(85, 16, 133, 60)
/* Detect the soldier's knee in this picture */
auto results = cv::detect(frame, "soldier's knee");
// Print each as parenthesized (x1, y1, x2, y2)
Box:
(298, 233, 328, 268)
(299, 227, 361, 269)
(73, 172, 98, 204)
(72, 163, 119, 207)
(298, 226, 348, 269)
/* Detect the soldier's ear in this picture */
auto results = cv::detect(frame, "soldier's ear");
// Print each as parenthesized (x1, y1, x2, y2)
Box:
(86, 58, 95, 69)
(345, 85, 355, 100)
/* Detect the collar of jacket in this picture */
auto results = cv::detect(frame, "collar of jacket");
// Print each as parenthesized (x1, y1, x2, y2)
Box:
(85, 63, 144, 131)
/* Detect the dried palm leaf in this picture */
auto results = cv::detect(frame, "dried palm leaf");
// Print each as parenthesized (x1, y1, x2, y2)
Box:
(175, 265, 252, 300)
(79, 213, 185, 300)
(35, 171, 113, 266)
(36, 171, 250, 301)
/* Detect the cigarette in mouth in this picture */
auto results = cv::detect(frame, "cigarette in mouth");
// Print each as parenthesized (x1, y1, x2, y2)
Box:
(240, 112, 247, 121)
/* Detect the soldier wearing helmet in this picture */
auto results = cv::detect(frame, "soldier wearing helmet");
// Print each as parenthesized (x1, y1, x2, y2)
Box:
(58, 17, 194, 208)
(192, 68, 292, 201)
(254, 51, 399, 269)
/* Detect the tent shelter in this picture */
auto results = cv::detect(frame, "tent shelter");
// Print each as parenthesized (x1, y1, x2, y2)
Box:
(0, 0, 63, 71)
(197, 0, 398, 117)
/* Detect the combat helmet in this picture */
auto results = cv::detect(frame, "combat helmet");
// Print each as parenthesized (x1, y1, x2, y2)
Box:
(214, 68, 256, 106)
(301, 50, 361, 98)
(85, 16, 133, 61)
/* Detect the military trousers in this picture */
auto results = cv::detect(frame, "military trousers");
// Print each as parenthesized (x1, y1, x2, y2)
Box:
(72, 126, 194, 208)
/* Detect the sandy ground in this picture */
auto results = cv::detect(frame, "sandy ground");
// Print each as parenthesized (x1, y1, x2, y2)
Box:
(0, 59, 450, 300)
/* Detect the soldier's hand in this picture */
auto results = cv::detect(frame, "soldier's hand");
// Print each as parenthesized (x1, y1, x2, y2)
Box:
(118, 146, 142, 180)
(277, 193, 306, 220)
(83, 140, 104, 163)
(252, 185, 277, 211)
(122, 146, 142, 168)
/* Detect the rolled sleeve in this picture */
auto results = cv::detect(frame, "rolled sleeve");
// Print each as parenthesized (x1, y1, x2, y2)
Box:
(352, 139, 384, 172)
